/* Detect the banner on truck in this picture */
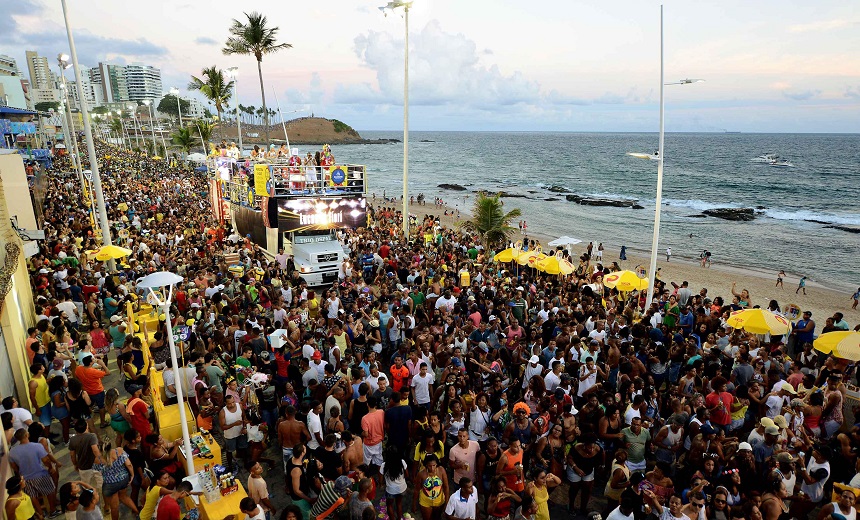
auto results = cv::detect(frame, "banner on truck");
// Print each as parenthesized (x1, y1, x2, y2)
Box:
(277, 196, 367, 233)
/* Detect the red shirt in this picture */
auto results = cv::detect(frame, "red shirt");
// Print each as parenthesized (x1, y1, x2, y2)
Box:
(75, 365, 106, 395)
(361, 409, 385, 446)
(156, 495, 181, 520)
(704, 390, 732, 426)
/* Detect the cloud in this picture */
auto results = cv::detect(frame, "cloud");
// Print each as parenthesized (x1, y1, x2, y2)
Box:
(845, 86, 860, 100)
(285, 72, 325, 106)
(338, 20, 540, 107)
(788, 19, 858, 33)
(782, 89, 822, 101)
(194, 37, 219, 46)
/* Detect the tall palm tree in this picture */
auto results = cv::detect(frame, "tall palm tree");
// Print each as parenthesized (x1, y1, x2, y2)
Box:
(459, 193, 522, 250)
(171, 126, 196, 156)
(223, 11, 292, 145)
(109, 118, 124, 147)
(188, 66, 234, 139)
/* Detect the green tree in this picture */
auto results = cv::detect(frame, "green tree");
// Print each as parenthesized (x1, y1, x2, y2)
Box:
(171, 126, 196, 155)
(34, 101, 60, 112)
(223, 11, 292, 145)
(157, 94, 191, 121)
(194, 119, 215, 153)
(91, 105, 109, 115)
(459, 193, 522, 250)
(188, 66, 234, 138)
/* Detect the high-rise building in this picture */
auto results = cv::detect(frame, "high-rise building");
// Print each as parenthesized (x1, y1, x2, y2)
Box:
(66, 76, 104, 111)
(125, 64, 162, 102)
(98, 63, 128, 103)
(88, 66, 102, 85)
(25, 50, 59, 105)
(0, 55, 21, 77)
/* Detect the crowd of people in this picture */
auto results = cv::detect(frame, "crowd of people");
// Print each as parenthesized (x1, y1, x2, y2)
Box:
(3, 139, 860, 520)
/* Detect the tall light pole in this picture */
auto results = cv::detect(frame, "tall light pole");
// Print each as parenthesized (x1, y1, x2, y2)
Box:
(137, 271, 195, 476)
(626, 5, 703, 308)
(144, 100, 157, 154)
(170, 87, 183, 127)
(128, 104, 141, 149)
(57, 55, 85, 194)
(60, 0, 112, 247)
(226, 67, 243, 156)
(380, 1, 412, 237)
(115, 111, 126, 149)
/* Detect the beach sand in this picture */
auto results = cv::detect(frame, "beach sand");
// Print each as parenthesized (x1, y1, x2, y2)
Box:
(388, 197, 856, 324)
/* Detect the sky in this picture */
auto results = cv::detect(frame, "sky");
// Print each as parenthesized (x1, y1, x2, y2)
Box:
(3, 0, 859, 133)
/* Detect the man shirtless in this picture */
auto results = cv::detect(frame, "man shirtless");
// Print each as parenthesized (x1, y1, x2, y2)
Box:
(341, 431, 365, 474)
(278, 405, 309, 472)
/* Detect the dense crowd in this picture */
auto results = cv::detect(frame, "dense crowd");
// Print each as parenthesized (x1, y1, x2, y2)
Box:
(4, 141, 860, 520)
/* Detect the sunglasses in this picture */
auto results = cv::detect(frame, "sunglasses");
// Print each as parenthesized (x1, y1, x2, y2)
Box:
(693, 502, 705, 508)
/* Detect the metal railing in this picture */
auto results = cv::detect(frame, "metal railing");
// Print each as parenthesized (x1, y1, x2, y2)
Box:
(211, 159, 367, 209)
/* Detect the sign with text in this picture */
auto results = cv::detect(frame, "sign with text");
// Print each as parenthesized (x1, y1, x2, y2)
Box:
(254, 163, 272, 196)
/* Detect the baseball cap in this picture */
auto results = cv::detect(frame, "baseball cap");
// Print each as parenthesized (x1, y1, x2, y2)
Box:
(737, 442, 753, 452)
(773, 415, 788, 429)
(260, 351, 271, 361)
(529, 355, 540, 364)
(52, 358, 64, 369)
(760, 417, 775, 428)
(334, 475, 353, 494)
(781, 382, 797, 395)
(700, 424, 717, 436)
(369, 320, 379, 328)
(110, 315, 122, 323)
(477, 342, 489, 353)
(312, 351, 322, 360)
(765, 425, 780, 435)
(776, 452, 794, 464)
(488, 315, 497, 322)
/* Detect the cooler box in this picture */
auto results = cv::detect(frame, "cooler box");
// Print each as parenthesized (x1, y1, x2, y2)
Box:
(156, 403, 197, 442)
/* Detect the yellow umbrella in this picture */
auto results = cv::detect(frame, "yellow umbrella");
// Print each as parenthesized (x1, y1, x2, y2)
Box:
(536, 253, 575, 275)
(94, 244, 133, 260)
(94, 251, 113, 262)
(603, 270, 650, 292)
(494, 248, 523, 263)
(726, 308, 791, 335)
(517, 248, 545, 266)
(814, 331, 860, 361)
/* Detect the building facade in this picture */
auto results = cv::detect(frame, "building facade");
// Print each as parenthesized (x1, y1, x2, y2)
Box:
(25, 51, 59, 105)
(125, 64, 163, 102)
(0, 55, 21, 77)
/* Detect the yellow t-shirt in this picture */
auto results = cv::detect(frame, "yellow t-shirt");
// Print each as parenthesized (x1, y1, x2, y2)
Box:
(459, 270, 470, 288)
(139, 485, 163, 520)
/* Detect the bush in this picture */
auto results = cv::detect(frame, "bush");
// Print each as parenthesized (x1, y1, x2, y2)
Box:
(331, 119, 353, 133)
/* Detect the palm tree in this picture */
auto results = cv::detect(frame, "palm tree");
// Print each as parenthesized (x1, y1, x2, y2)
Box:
(459, 193, 522, 250)
(109, 118, 124, 147)
(193, 119, 215, 154)
(171, 126, 196, 156)
(223, 11, 292, 145)
(188, 66, 234, 139)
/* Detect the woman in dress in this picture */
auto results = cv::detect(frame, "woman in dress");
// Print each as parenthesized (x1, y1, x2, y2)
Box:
(487, 476, 521, 520)
(104, 388, 131, 447)
(533, 424, 566, 478)
(49, 375, 70, 443)
(524, 469, 561, 520)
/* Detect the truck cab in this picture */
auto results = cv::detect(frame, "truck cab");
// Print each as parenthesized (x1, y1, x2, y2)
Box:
(285, 231, 344, 286)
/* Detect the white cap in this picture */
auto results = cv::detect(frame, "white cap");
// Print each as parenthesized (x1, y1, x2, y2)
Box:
(738, 442, 752, 452)
(529, 355, 540, 364)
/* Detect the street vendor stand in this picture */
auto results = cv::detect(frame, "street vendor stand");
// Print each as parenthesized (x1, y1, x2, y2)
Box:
(183, 472, 248, 520)
(177, 432, 223, 473)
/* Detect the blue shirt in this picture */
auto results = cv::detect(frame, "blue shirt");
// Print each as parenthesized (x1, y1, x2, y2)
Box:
(679, 311, 694, 334)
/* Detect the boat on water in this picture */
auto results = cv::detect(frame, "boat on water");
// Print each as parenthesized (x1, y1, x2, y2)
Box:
(769, 160, 794, 168)
(751, 153, 779, 163)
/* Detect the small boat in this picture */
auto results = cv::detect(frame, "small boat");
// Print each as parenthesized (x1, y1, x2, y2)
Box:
(751, 154, 779, 163)
(769, 160, 794, 168)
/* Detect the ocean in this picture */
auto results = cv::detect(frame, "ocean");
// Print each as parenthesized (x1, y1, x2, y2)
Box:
(325, 132, 860, 292)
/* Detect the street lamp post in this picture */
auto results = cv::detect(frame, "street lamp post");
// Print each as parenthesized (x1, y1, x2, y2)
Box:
(170, 87, 183, 127)
(128, 104, 141, 149)
(60, 0, 112, 248)
(137, 272, 195, 477)
(144, 100, 157, 154)
(626, 5, 703, 308)
(57, 55, 86, 198)
(379, 1, 413, 237)
(226, 67, 243, 156)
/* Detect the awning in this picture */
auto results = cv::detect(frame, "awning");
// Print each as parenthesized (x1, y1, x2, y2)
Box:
(0, 106, 40, 116)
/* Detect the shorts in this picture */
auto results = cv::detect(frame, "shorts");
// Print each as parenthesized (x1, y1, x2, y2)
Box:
(225, 434, 248, 453)
(103, 476, 130, 497)
(24, 473, 56, 497)
(52, 403, 69, 421)
(90, 391, 106, 410)
(363, 442, 383, 466)
(566, 468, 595, 483)
(627, 459, 647, 472)
(282, 447, 294, 473)
(78, 468, 104, 492)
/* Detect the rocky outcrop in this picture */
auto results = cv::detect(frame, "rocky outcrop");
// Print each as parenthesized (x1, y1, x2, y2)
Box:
(825, 225, 860, 234)
(499, 192, 528, 198)
(547, 185, 571, 193)
(437, 183, 468, 191)
(702, 208, 757, 221)
(565, 194, 639, 208)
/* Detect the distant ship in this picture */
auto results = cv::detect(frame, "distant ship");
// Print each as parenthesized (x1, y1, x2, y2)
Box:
(724, 131, 741, 134)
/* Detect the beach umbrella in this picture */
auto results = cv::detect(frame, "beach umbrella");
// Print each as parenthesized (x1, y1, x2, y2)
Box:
(93, 244, 134, 260)
(187, 152, 207, 162)
(814, 331, 860, 361)
(603, 270, 649, 292)
(726, 308, 791, 335)
(547, 236, 582, 248)
(517, 247, 545, 266)
(536, 253, 575, 275)
(494, 247, 522, 263)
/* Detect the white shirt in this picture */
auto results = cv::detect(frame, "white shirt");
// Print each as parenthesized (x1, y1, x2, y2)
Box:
(435, 296, 457, 312)
(606, 506, 635, 520)
(765, 394, 784, 418)
(544, 371, 561, 392)
(307, 411, 323, 450)
(444, 488, 479, 520)
(411, 372, 434, 404)
(56, 301, 78, 322)
(8, 408, 33, 431)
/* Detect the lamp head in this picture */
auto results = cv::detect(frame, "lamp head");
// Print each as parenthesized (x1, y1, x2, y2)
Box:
(143, 100, 151, 106)
(138, 271, 184, 289)
(170, 87, 179, 95)
(58, 53, 70, 62)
